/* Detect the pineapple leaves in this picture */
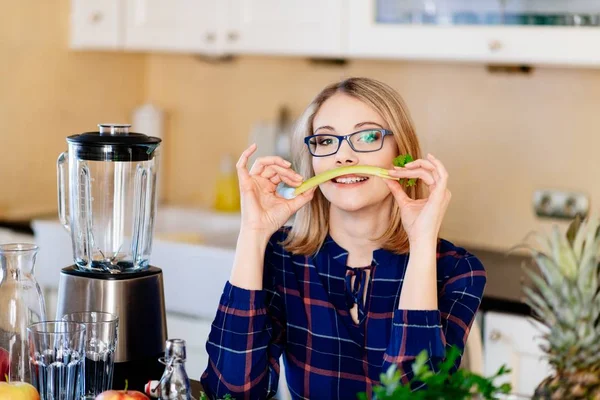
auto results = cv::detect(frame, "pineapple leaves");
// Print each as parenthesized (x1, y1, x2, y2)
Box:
(521, 213, 600, 375)
(566, 214, 582, 246)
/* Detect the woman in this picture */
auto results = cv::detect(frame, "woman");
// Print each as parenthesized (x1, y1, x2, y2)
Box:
(200, 77, 486, 399)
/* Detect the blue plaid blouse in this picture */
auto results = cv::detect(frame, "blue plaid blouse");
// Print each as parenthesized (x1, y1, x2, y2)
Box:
(200, 227, 486, 399)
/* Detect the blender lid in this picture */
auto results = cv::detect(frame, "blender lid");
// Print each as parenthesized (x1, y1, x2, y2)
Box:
(67, 123, 161, 161)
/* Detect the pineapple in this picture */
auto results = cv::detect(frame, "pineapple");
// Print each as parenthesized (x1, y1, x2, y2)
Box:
(519, 214, 600, 399)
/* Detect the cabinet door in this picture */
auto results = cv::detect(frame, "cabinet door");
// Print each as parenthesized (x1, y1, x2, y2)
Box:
(166, 314, 213, 380)
(225, 0, 344, 57)
(347, 0, 600, 67)
(483, 311, 552, 397)
(123, 0, 222, 54)
(70, 0, 122, 50)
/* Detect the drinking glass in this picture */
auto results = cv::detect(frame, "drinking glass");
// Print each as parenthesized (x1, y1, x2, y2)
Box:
(27, 321, 86, 400)
(62, 312, 119, 399)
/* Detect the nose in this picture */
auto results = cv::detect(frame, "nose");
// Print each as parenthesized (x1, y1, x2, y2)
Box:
(334, 139, 358, 166)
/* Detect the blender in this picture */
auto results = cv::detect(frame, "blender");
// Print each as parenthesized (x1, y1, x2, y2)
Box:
(55, 123, 167, 391)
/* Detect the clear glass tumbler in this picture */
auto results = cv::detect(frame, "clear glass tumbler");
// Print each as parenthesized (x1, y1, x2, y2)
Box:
(27, 321, 86, 400)
(62, 311, 119, 399)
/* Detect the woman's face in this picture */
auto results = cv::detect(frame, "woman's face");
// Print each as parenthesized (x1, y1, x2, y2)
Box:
(311, 93, 399, 212)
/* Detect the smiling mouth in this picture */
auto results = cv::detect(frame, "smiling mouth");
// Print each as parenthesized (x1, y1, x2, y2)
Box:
(331, 176, 370, 184)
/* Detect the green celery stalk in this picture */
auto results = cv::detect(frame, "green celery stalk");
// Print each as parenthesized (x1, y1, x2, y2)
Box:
(293, 165, 395, 196)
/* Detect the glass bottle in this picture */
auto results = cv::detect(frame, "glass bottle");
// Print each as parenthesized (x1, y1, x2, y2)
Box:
(0, 243, 47, 383)
(157, 339, 195, 400)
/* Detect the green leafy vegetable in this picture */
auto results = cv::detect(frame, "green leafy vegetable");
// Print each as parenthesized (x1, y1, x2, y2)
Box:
(357, 345, 512, 400)
(392, 154, 416, 187)
(199, 391, 231, 400)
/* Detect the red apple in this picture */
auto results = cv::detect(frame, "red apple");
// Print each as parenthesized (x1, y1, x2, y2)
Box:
(96, 381, 150, 400)
(0, 380, 40, 400)
(0, 348, 8, 382)
(95, 390, 149, 400)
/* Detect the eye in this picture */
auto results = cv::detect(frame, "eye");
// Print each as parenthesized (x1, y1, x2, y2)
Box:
(357, 130, 381, 143)
(311, 136, 336, 146)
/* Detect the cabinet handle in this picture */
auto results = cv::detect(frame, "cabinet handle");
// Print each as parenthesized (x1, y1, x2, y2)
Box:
(205, 33, 216, 43)
(227, 32, 240, 41)
(90, 11, 103, 24)
(488, 40, 503, 52)
(489, 330, 502, 341)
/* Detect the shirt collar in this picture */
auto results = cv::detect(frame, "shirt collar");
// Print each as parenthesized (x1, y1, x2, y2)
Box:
(322, 232, 398, 268)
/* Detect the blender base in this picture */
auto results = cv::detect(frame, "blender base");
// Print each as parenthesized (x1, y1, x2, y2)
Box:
(55, 265, 169, 391)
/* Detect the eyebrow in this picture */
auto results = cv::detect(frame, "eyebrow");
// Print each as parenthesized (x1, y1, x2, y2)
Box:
(313, 121, 385, 133)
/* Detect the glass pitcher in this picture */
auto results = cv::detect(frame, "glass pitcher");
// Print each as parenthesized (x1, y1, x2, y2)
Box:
(57, 123, 161, 273)
(0, 243, 46, 383)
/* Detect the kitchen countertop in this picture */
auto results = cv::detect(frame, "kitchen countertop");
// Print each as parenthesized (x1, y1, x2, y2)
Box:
(1, 220, 536, 317)
(191, 380, 204, 397)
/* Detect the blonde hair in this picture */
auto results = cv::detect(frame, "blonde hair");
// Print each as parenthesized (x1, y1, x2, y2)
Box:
(283, 77, 426, 255)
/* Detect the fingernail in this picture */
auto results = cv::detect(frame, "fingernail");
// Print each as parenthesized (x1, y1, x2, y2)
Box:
(285, 160, 292, 165)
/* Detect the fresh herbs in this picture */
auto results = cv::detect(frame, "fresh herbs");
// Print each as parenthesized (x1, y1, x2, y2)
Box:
(357, 346, 512, 400)
(199, 391, 232, 400)
(392, 154, 416, 187)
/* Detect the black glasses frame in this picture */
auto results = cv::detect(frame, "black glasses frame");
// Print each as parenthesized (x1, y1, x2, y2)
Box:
(304, 128, 393, 157)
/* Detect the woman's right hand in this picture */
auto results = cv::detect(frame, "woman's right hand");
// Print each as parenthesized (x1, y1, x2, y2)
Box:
(236, 144, 316, 238)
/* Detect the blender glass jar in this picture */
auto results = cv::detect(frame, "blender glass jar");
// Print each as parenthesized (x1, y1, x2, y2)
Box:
(57, 123, 161, 273)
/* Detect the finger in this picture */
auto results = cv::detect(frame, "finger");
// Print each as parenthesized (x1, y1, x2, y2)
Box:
(260, 165, 303, 183)
(279, 175, 303, 187)
(236, 144, 257, 186)
(287, 187, 317, 213)
(389, 168, 435, 186)
(424, 154, 450, 204)
(427, 154, 448, 185)
(383, 179, 410, 205)
(249, 156, 292, 175)
(267, 173, 302, 188)
(404, 158, 440, 182)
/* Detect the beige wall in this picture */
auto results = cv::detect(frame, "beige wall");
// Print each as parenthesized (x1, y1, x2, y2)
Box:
(3, 1, 599, 252)
(0, 0, 146, 219)
(146, 54, 600, 251)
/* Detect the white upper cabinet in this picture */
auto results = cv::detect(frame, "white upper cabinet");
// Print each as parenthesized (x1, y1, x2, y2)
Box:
(224, 0, 344, 57)
(70, 0, 123, 50)
(123, 0, 222, 54)
(346, 0, 600, 67)
(69, 1, 600, 67)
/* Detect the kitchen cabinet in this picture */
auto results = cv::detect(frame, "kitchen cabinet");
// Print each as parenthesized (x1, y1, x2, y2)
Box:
(70, 0, 123, 50)
(70, 0, 343, 57)
(166, 313, 213, 380)
(483, 311, 552, 397)
(225, 0, 344, 57)
(346, 0, 600, 67)
(123, 0, 222, 54)
(70, 0, 600, 67)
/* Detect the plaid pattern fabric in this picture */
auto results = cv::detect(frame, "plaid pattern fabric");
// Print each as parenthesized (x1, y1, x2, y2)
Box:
(201, 228, 486, 400)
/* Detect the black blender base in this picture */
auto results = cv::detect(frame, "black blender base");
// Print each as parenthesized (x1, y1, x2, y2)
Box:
(112, 352, 165, 393)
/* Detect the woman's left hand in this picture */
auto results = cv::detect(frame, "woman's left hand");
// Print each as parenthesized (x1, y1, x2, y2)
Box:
(383, 153, 451, 245)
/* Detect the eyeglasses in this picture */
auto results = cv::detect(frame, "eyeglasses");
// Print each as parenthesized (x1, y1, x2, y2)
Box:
(304, 128, 393, 157)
